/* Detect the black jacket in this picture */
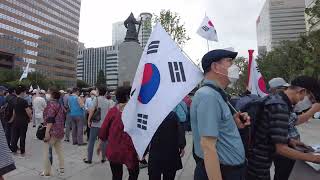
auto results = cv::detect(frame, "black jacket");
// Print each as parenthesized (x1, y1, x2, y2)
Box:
(148, 111, 186, 174)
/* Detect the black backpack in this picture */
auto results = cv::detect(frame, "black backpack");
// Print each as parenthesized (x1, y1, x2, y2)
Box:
(202, 84, 271, 155)
(0, 96, 16, 122)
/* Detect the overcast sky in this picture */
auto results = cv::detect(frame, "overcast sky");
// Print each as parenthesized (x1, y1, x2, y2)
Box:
(78, 0, 266, 63)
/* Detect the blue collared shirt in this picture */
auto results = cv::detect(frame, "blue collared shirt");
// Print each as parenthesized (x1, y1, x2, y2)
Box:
(190, 79, 245, 165)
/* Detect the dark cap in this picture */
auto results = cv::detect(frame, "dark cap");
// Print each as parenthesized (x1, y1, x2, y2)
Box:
(201, 49, 238, 72)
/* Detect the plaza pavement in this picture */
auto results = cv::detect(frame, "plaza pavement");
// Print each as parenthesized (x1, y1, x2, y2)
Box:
(4, 119, 320, 180)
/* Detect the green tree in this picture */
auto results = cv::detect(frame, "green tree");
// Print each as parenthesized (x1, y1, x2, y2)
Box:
(77, 79, 90, 89)
(95, 70, 106, 88)
(154, 10, 190, 46)
(0, 68, 21, 84)
(298, 30, 320, 78)
(258, 40, 305, 82)
(226, 57, 249, 95)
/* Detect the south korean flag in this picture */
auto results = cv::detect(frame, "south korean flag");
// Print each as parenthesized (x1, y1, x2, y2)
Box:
(122, 23, 203, 159)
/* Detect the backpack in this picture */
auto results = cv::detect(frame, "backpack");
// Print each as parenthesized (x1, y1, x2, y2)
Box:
(179, 102, 192, 131)
(202, 84, 271, 155)
(0, 96, 16, 122)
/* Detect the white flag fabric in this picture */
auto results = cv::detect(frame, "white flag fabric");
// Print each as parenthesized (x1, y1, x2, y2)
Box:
(29, 85, 33, 92)
(122, 23, 204, 159)
(197, 16, 218, 42)
(19, 62, 30, 81)
(247, 50, 268, 97)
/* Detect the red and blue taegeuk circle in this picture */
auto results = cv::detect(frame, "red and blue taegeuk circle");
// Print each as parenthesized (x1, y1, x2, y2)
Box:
(138, 63, 160, 104)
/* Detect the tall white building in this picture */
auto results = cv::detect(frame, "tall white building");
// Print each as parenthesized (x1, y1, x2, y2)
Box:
(305, 0, 320, 32)
(112, 21, 127, 45)
(138, 12, 153, 48)
(77, 46, 119, 90)
(256, 0, 306, 55)
(112, 12, 153, 48)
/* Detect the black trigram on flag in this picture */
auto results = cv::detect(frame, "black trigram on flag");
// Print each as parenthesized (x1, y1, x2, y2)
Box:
(168, 62, 186, 83)
(137, 113, 148, 130)
(147, 41, 160, 54)
(202, 25, 209, 32)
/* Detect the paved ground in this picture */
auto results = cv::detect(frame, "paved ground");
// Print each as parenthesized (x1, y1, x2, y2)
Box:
(4, 119, 320, 180)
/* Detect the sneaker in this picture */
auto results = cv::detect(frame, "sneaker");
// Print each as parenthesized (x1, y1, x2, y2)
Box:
(57, 168, 64, 176)
(83, 159, 92, 164)
(39, 172, 51, 178)
(101, 159, 106, 163)
(64, 139, 70, 142)
(78, 143, 87, 146)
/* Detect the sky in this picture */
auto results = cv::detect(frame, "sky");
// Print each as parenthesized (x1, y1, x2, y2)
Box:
(78, 0, 266, 63)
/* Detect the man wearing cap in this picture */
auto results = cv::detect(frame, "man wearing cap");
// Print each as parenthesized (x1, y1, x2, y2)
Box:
(268, 77, 290, 94)
(247, 76, 320, 180)
(191, 49, 250, 180)
(268, 77, 320, 180)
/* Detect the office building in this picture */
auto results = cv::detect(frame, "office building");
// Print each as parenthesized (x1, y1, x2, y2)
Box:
(0, 0, 81, 86)
(305, 0, 320, 32)
(79, 46, 119, 90)
(256, 0, 306, 55)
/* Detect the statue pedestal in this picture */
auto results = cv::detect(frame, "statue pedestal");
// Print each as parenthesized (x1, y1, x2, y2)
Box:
(118, 41, 143, 86)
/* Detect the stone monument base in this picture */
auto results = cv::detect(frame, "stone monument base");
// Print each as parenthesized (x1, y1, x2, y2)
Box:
(118, 41, 143, 87)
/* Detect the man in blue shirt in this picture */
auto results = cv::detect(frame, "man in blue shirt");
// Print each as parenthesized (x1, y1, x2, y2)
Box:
(191, 49, 250, 180)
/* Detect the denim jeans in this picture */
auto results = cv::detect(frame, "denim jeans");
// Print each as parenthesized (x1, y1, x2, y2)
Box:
(65, 114, 72, 140)
(71, 116, 84, 145)
(87, 127, 106, 161)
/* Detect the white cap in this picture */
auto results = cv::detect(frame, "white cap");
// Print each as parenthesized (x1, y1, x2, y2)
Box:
(32, 89, 38, 94)
(40, 90, 46, 94)
(269, 78, 290, 89)
(59, 90, 66, 94)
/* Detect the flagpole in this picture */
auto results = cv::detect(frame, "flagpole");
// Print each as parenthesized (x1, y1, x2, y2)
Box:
(206, 40, 210, 51)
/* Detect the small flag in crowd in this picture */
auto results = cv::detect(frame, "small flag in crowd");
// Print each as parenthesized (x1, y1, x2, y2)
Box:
(247, 50, 268, 97)
(122, 23, 203, 159)
(19, 62, 30, 81)
(197, 16, 218, 42)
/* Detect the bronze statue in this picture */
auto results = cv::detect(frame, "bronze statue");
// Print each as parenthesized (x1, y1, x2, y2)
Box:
(124, 12, 141, 42)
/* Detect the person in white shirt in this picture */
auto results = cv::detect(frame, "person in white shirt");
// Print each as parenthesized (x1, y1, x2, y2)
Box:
(33, 90, 47, 128)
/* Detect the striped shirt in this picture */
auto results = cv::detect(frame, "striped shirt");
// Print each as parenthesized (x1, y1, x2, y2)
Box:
(247, 92, 291, 180)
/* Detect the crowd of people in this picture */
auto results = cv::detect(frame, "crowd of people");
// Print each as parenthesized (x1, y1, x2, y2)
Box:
(1, 49, 320, 180)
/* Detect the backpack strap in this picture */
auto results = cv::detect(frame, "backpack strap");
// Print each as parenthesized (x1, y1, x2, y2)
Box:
(202, 84, 238, 114)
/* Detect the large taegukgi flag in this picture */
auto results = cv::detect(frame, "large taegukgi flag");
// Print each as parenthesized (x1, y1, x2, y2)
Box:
(247, 50, 268, 97)
(122, 23, 203, 159)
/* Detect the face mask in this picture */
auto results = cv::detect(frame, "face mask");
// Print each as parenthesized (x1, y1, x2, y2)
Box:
(227, 64, 240, 83)
(294, 96, 312, 112)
